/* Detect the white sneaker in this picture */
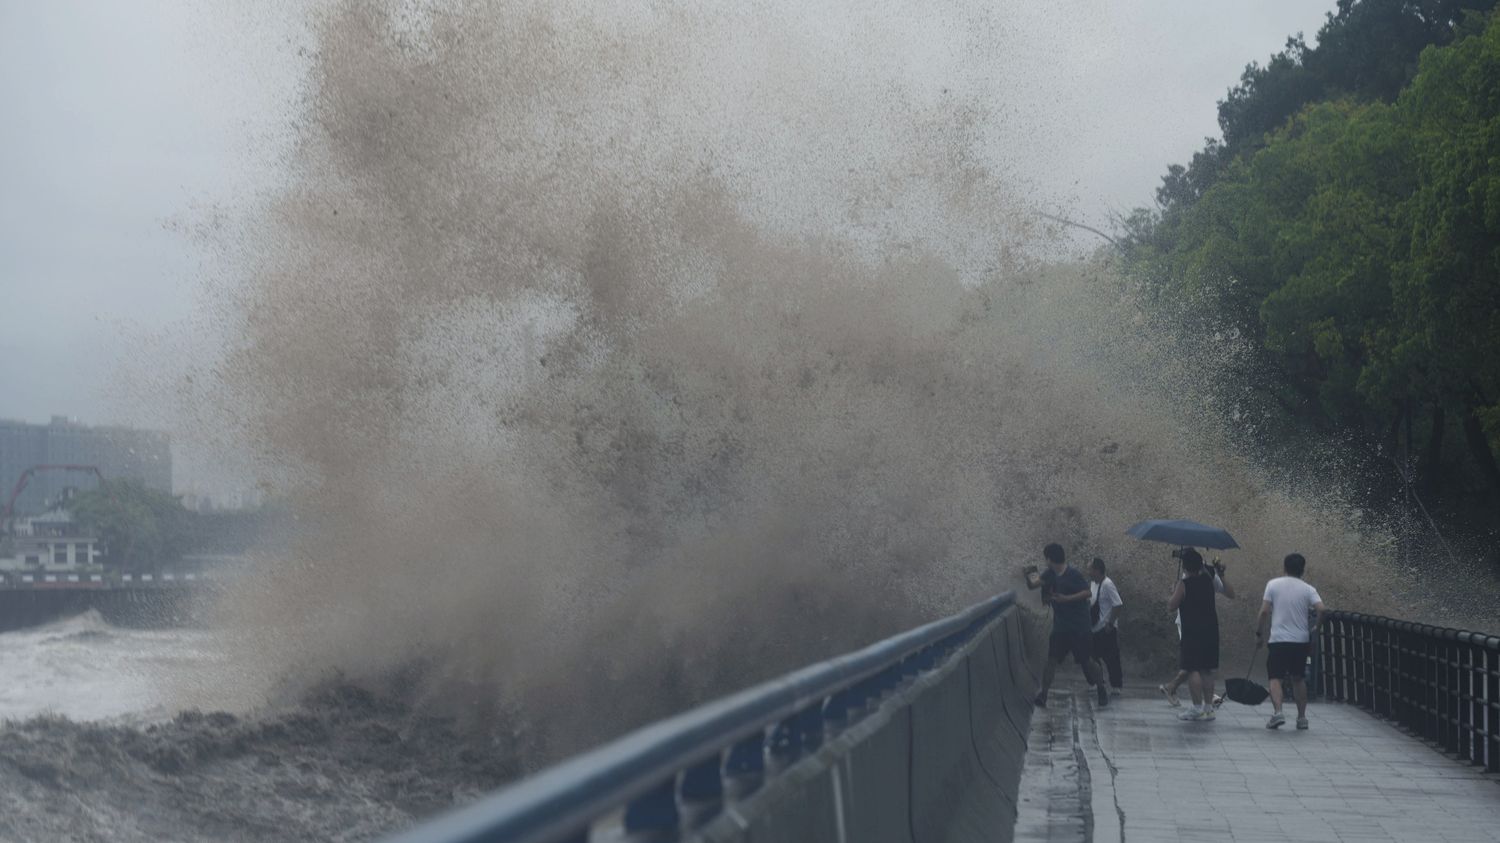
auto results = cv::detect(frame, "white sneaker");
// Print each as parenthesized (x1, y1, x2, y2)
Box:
(1267, 712, 1286, 730)
(1178, 708, 1206, 721)
(1159, 684, 1181, 707)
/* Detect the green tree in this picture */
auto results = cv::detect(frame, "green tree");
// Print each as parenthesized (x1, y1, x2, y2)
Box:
(1142, 0, 1496, 230)
(1396, 12, 1500, 495)
(68, 480, 191, 570)
(1124, 10, 1500, 513)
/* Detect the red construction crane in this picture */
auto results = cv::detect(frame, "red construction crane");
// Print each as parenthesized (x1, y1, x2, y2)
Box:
(3, 464, 105, 529)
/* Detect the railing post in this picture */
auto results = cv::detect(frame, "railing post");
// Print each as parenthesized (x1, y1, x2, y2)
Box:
(1356, 618, 1368, 708)
(1437, 628, 1446, 743)
(1440, 630, 1452, 756)
(1427, 627, 1440, 742)
(1319, 617, 1331, 700)
(1439, 631, 1452, 753)
(1438, 628, 1450, 745)
(1356, 615, 1368, 705)
(1379, 621, 1390, 718)
(1387, 622, 1398, 723)
(1308, 622, 1321, 698)
(1392, 621, 1404, 726)
(1344, 615, 1356, 699)
(1482, 639, 1494, 774)
(1461, 637, 1477, 764)
(1447, 633, 1460, 756)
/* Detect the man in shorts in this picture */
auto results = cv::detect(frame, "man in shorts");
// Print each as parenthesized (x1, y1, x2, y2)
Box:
(1168, 549, 1235, 721)
(1256, 553, 1326, 730)
(1026, 543, 1108, 709)
(1159, 561, 1226, 707)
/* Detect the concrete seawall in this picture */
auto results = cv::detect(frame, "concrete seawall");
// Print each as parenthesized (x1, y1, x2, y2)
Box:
(694, 605, 1038, 843)
(0, 583, 213, 632)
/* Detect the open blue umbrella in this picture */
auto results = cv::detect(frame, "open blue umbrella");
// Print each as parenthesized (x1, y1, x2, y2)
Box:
(1125, 518, 1239, 550)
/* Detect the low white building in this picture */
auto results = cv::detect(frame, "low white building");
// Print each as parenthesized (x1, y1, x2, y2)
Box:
(0, 505, 101, 571)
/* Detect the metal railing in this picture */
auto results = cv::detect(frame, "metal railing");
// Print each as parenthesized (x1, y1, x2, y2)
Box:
(386, 591, 1020, 843)
(1321, 611, 1500, 772)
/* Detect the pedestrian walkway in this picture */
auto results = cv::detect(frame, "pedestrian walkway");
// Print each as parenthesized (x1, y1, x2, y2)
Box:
(1014, 684, 1500, 842)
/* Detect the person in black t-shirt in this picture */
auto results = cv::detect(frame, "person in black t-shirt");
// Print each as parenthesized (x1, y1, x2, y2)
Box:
(1167, 548, 1235, 721)
(1024, 543, 1108, 709)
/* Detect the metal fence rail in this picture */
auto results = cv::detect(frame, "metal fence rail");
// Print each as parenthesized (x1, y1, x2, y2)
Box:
(1321, 611, 1500, 772)
(385, 591, 1021, 843)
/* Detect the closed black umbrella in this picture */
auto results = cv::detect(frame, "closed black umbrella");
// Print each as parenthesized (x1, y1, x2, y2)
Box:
(1223, 644, 1270, 706)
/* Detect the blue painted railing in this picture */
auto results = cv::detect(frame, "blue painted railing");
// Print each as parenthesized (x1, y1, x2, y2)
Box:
(385, 591, 1019, 843)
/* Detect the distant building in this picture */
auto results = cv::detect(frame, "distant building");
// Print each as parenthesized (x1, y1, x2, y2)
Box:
(0, 416, 172, 515)
(0, 504, 100, 571)
(181, 487, 266, 513)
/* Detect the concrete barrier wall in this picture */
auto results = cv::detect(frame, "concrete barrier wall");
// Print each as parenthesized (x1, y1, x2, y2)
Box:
(694, 608, 1036, 843)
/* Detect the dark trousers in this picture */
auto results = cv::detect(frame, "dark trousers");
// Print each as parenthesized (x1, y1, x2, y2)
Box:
(1092, 627, 1123, 688)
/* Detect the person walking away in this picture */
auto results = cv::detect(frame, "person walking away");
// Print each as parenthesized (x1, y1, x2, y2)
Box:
(1159, 559, 1226, 706)
(1088, 557, 1124, 694)
(1256, 553, 1326, 730)
(1025, 543, 1109, 709)
(1168, 549, 1234, 720)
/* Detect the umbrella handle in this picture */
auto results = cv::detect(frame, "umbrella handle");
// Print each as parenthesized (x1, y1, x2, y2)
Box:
(1245, 643, 1261, 679)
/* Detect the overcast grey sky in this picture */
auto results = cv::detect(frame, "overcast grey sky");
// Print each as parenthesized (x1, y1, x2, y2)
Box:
(0, 1, 1337, 441)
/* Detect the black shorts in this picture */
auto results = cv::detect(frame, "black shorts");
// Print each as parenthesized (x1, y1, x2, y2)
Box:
(1267, 642, 1310, 681)
(1179, 635, 1219, 672)
(1048, 631, 1093, 665)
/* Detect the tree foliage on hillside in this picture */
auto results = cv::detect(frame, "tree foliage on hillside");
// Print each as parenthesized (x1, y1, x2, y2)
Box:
(1145, 0, 1495, 228)
(1125, 10, 1500, 509)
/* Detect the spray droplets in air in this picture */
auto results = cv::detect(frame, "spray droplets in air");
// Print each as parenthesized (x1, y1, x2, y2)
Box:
(199, 0, 1393, 760)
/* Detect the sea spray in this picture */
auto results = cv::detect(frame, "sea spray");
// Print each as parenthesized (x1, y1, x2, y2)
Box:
(184, 0, 1404, 767)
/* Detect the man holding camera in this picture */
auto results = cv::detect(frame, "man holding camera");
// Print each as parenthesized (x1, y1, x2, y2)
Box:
(1167, 548, 1234, 721)
(1256, 553, 1325, 730)
(1024, 543, 1109, 709)
(1159, 558, 1227, 707)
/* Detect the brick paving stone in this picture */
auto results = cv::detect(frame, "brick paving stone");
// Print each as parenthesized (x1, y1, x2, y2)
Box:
(1012, 682, 1500, 842)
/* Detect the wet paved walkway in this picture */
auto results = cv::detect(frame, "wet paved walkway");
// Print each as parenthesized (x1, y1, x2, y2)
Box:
(1014, 684, 1500, 842)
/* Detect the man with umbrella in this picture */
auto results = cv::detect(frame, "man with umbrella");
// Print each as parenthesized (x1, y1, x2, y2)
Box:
(1124, 519, 1240, 711)
(1167, 548, 1235, 721)
(1024, 543, 1109, 709)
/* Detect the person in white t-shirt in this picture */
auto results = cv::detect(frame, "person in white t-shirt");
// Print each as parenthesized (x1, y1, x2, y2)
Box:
(1088, 557, 1124, 694)
(1255, 553, 1326, 731)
